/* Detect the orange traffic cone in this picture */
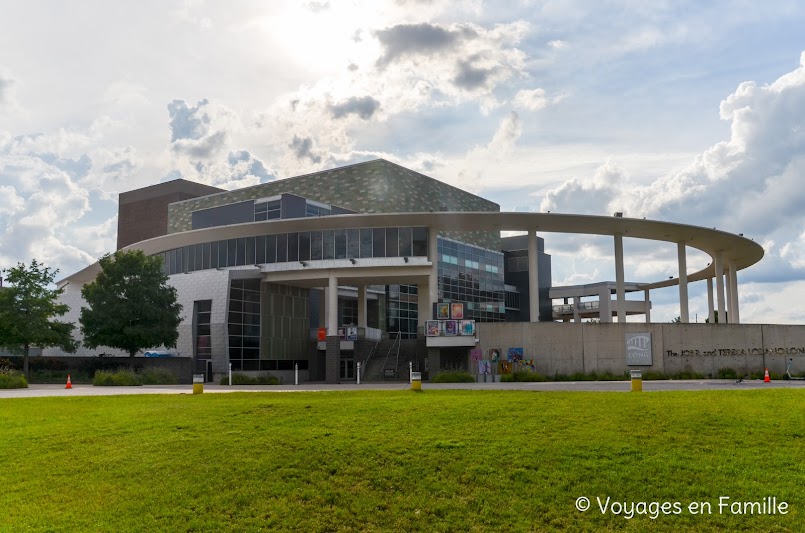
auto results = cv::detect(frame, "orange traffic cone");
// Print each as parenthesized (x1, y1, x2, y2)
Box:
(764, 368, 771, 383)
(65, 374, 72, 389)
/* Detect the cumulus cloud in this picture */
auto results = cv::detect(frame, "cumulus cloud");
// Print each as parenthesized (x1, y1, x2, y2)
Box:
(329, 96, 380, 119)
(374, 22, 473, 68)
(289, 135, 322, 164)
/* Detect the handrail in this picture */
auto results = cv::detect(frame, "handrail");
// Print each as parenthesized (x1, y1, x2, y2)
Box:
(393, 333, 402, 375)
(361, 333, 384, 379)
(381, 332, 401, 375)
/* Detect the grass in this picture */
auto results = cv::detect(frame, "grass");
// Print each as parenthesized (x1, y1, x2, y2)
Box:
(0, 390, 802, 531)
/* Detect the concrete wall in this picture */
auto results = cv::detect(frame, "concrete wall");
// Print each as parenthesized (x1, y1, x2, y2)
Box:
(476, 322, 805, 376)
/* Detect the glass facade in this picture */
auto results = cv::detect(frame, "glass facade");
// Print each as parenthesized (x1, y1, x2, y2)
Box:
(438, 237, 506, 322)
(228, 279, 261, 370)
(157, 226, 429, 276)
(194, 300, 212, 361)
(386, 284, 419, 339)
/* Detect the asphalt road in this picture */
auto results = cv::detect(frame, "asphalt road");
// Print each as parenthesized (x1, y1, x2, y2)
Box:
(2, 379, 805, 398)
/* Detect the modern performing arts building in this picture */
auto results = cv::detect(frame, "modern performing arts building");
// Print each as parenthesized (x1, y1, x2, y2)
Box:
(53, 159, 805, 382)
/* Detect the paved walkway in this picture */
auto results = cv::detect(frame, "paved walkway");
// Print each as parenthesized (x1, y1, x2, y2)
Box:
(2, 379, 805, 398)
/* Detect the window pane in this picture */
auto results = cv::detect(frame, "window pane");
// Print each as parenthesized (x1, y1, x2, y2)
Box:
(235, 238, 245, 265)
(227, 239, 237, 267)
(203, 242, 211, 270)
(372, 228, 386, 258)
(323, 230, 334, 260)
(287, 232, 299, 262)
(245, 237, 256, 265)
(360, 228, 372, 258)
(255, 236, 265, 264)
(194, 244, 203, 271)
(399, 227, 412, 256)
(347, 229, 360, 258)
(412, 227, 428, 256)
(298, 232, 310, 261)
(182, 246, 190, 272)
(266, 234, 276, 263)
(335, 229, 347, 259)
(311, 231, 322, 260)
(386, 228, 399, 257)
(277, 233, 287, 262)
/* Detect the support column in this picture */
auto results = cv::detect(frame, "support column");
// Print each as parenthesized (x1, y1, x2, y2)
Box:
(599, 286, 611, 323)
(319, 287, 327, 328)
(714, 252, 726, 324)
(677, 241, 689, 323)
(417, 283, 430, 333)
(644, 289, 651, 324)
(325, 273, 340, 384)
(428, 229, 438, 315)
(614, 234, 626, 323)
(528, 230, 539, 322)
(573, 296, 580, 323)
(357, 285, 367, 328)
(707, 277, 715, 323)
(728, 260, 740, 324)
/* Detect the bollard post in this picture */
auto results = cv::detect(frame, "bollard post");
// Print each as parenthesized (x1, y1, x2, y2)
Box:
(193, 374, 204, 394)
(228, 362, 232, 386)
(409, 361, 413, 384)
(631, 369, 643, 392)
(294, 363, 299, 385)
(357, 362, 361, 385)
(411, 371, 422, 391)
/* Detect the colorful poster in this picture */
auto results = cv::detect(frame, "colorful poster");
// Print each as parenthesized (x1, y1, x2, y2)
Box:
(436, 303, 450, 319)
(460, 320, 475, 336)
(508, 347, 524, 362)
(489, 348, 501, 362)
(445, 320, 457, 336)
(470, 348, 482, 361)
(451, 303, 464, 320)
(478, 360, 492, 374)
(346, 326, 358, 341)
(426, 320, 441, 337)
(498, 360, 512, 375)
(337, 327, 345, 340)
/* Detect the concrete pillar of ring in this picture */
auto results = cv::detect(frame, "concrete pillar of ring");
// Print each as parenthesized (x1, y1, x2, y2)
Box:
(357, 285, 367, 328)
(728, 260, 740, 324)
(707, 277, 715, 324)
(614, 234, 626, 323)
(677, 241, 689, 323)
(714, 253, 726, 323)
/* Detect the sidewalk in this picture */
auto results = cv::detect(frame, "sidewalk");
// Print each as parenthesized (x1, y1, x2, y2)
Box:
(2, 379, 805, 398)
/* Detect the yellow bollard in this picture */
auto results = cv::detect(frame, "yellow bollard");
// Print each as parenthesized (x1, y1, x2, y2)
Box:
(411, 371, 422, 391)
(631, 369, 642, 392)
(193, 373, 204, 394)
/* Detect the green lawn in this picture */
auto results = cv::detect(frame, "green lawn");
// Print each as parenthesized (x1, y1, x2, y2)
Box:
(0, 390, 802, 531)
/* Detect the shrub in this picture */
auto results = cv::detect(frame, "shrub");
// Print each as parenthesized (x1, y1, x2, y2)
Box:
(0, 366, 28, 389)
(501, 371, 547, 382)
(93, 370, 143, 386)
(717, 367, 739, 379)
(139, 368, 178, 385)
(430, 371, 476, 383)
(220, 373, 280, 385)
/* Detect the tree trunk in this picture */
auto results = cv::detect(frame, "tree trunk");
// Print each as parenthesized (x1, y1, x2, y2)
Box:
(129, 349, 137, 370)
(23, 343, 29, 379)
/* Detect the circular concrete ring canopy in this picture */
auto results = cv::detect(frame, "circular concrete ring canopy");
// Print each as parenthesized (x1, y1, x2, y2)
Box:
(61, 212, 764, 288)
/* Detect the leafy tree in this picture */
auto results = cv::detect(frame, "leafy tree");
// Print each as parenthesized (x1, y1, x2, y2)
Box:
(0, 260, 78, 377)
(80, 250, 182, 364)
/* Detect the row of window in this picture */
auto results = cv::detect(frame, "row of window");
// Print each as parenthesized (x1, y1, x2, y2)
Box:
(228, 280, 261, 365)
(230, 359, 310, 371)
(157, 226, 429, 276)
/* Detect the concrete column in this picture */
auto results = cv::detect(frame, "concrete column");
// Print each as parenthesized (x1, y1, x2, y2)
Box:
(707, 277, 715, 323)
(327, 273, 338, 336)
(428, 229, 438, 314)
(325, 335, 340, 384)
(573, 296, 580, 323)
(599, 286, 611, 323)
(644, 289, 651, 324)
(614, 234, 626, 323)
(319, 287, 326, 328)
(417, 283, 430, 332)
(714, 252, 726, 324)
(728, 260, 740, 324)
(677, 241, 689, 323)
(528, 230, 539, 322)
(357, 285, 367, 328)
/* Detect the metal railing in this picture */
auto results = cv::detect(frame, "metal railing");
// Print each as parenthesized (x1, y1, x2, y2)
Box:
(381, 332, 401, 378)
(361, 333, 384, 379)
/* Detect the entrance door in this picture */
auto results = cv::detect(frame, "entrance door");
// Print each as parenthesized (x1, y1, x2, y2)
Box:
(340, 359, 355, 380)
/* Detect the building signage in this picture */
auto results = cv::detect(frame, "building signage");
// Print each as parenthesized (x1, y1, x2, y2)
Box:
(625, 332, 653, 365)
(666, 347, 805, 357)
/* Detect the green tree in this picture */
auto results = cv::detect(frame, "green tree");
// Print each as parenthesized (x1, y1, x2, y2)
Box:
(0, 260, 78, 377)
(80, 250, 182, 364)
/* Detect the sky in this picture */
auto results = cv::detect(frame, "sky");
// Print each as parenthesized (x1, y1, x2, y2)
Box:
(1, 0, 805, 324)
